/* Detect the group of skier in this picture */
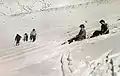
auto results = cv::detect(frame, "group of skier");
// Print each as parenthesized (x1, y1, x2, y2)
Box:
(15, 19, 109, 46)
(15, 29, 37, 46)
(67, 19, 109, 44)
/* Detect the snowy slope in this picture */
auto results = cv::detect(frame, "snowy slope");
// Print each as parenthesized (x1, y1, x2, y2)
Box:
(0, 0, 120, 76)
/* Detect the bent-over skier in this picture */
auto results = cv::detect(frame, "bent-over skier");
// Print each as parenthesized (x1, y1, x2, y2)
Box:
(15, 34, 22, 46)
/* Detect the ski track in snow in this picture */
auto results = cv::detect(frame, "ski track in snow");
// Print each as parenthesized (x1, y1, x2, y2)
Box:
(0, 42, 60, 61)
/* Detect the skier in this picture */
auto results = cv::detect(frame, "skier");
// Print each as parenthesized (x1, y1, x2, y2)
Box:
(68, 24, 86, 44)
(23, 33, 28, 42)
(100, 20, 109, 34)
(30, 29, 37, 42)
(90, 20, 109, 38)
(15, 34, 22, 46)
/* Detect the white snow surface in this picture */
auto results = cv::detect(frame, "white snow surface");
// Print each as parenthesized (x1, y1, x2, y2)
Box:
(0, 0, 120, 76)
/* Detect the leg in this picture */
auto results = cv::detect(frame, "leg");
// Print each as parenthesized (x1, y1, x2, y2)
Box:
(30, 35, 32, 41)
(16, 42, 18, 46)
(26, 38, 28, 41)
(33, 36, 36, 42)
(105, 30, 109, 34)
(68, 37, 77, 44)
(16, 40, 20, 46)
(90, 30, 101, 38)
(23, 38, 25, 42)
(26, 37, 28, 41)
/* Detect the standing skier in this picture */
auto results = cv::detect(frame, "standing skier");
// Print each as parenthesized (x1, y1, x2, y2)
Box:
(90, 20, 109, 38)
(23, 33, 28, 42)
(68, 24, 86, 44)
(30, 29, 37, 42)
(15, 34, 22, 46)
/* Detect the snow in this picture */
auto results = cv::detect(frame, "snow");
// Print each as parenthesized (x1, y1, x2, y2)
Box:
(0, 0, 120, 76)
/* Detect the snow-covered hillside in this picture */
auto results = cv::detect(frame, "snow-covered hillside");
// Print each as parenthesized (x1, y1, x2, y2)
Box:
(0, 0, 120, 76)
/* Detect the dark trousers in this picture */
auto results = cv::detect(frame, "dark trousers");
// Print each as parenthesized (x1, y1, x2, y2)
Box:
(33, 36, 36, 42)
(90, 30, 109, 38)
(16, 40, 20, 46)
(30, 35, 36, 42)
(30, 35, 32, 40)
(90, 30, 102, 38)
(68, 35, 86, 44)
(24, 37, 28, 42)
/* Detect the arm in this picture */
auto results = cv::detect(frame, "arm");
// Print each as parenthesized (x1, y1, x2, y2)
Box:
(78, 29, 86, 37)
(78, 29, 82, 35)
(15, 36, 17, 41)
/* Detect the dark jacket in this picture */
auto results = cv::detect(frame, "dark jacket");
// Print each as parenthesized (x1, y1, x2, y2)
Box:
(77, 28, 86, 40)
(15, 34, 21, 41)
(101, 23, 109, 34)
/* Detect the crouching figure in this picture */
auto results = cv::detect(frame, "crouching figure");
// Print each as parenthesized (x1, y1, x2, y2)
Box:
(68, 24, 86, 44)
(90, 20, 109, 38)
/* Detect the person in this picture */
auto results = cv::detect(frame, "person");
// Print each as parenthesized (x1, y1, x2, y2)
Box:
(90, 20, 109, 38)
(100, 20, 109, 34)
(23, 33, 28, 42)
(15, 34, 22, 46)
(30, 29, 37, 42)
(68, 24, 86, 44)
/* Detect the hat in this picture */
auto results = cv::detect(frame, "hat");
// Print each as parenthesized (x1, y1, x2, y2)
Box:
(100, 19, 105, 23)
(79, 24, 85, 28)
(33, 29, 35, 31)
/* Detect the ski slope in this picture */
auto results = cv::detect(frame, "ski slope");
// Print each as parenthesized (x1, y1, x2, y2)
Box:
(0, 0, 120, 76)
